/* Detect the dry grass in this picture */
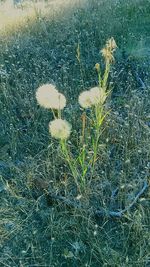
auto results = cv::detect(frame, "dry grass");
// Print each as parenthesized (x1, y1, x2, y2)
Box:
(0, 0, 86, 35)
(0, 0, 150, 266)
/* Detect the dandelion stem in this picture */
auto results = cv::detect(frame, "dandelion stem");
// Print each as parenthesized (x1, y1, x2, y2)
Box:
(81, 112, 86, 144)
(51, 109, 57, 119)
(60, 140, 80, 192)
(58, 108, 61, 119)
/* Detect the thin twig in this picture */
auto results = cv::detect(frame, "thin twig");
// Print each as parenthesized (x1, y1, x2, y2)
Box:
(45, 181, 148, 219)
(96, 181, 148, 218)
(121, 180, 148, 213)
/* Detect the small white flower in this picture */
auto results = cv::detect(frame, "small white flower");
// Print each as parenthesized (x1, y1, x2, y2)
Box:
(78, 90, 93, 108)
(36, 84, 66, 110)
(49, 119, 71, 140)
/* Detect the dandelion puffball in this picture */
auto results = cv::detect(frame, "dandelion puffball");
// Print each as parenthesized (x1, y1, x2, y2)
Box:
(36, 84, 66, 110)
(78, 87, 107, 108)
(52, 92, 66, 110)
(36, 84, 58, 108)
(90, 87, 107, 105)
(49, 119, 71, 140)
(78, 90, 93, 108)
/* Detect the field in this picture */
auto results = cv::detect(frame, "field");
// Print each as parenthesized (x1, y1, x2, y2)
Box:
(0, 0, 150, 266)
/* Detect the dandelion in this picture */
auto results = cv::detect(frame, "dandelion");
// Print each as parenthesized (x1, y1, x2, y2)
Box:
(36, 84, 58, 108)
(78, 90, 93, 108)
(78, 87, 107, 109)
(90, 87, 107, 105)
(52, 92, 66, 110)
(36, 84, 66, 110)
(49, 119, 71, 140)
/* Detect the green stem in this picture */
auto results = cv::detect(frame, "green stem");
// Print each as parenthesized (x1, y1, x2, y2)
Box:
(51, 109, 57, 119)
(92, 125, 100, 168)
(60, 140, 80, 192)
(98, 72, 102, 87)
(78, 144, 87, 186)
(58, 108, 61, 119)
(102, 61, 110, 88)
(91, 104, 103, 170)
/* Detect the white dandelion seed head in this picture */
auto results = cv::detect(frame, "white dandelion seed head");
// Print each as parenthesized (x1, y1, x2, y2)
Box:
(36, 84, 66, 110)
(78, 90, 93, 108)
(78, 87, 107, 108)
(36, 84, 58, 109)
(90, 87, 107, 105)
(52, 92, 66, 110)
(49, 119, 71, 140)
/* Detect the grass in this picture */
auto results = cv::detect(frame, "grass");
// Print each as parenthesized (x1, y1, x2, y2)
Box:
(0, 0, 150, 266)
(0, 0, 86, 34)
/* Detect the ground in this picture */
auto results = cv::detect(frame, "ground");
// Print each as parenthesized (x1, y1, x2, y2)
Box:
(0, 0, 150, 266)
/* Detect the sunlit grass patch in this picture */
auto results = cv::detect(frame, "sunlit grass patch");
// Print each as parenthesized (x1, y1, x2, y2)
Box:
(0, 0, 86, 36)
(0, 0, 37, 33)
